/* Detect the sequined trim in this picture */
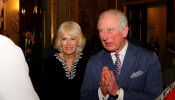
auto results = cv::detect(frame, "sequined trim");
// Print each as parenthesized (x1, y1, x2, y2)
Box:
(160, 81, 175, 100)
(55, 53, 83, 79)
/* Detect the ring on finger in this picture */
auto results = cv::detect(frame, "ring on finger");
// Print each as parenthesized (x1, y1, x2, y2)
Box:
(106, 83, 109, 86)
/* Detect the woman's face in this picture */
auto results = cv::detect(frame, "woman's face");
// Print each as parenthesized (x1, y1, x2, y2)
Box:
(61, 32, 78, 55)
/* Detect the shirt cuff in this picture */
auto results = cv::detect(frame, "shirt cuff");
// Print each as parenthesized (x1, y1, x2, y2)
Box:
(117, 88, 124, 100)
(98, 87, 109, 100)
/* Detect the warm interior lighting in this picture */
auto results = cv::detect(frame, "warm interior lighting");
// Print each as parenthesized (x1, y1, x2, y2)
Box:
(14, 0, 19, 11)
(33, 6, 37, 14)
(22, 8, 25, 15)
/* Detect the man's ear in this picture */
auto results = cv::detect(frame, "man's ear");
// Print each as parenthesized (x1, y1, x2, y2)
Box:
(122, 26, 129, 38)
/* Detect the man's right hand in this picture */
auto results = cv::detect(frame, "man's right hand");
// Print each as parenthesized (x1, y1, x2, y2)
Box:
(100, 66, 108, 96)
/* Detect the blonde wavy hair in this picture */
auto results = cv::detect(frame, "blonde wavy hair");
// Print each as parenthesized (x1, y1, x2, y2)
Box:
(55, 21, 86, 54)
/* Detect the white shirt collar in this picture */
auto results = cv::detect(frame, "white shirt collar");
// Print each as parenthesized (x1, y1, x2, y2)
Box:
(111, 40, 128, 56)
(110, 41, 128, 65)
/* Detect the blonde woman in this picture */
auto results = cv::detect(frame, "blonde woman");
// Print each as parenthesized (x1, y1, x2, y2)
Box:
(42, 21, 90, 100)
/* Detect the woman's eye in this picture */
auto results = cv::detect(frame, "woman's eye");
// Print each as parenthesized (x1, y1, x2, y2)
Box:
(71, 38, 75, 40)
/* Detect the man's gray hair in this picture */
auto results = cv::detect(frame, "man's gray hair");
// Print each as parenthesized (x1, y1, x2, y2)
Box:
(97, 9, 128, 32)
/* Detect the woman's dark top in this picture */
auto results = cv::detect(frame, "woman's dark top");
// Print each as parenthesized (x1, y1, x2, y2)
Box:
(41, 53, 89, 100)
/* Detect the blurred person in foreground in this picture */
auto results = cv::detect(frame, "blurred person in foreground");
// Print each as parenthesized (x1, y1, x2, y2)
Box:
(0, 0, 40, 100)
(42, 21, 90, 100)
(80, 9, 162, 100)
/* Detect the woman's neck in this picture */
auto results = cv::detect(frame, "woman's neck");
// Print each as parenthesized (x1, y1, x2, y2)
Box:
(60, 53, 78, 61)
(59, 53, 78, 72)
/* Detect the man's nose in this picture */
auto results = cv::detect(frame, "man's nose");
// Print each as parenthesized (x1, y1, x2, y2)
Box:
(103, 32, 108, 40)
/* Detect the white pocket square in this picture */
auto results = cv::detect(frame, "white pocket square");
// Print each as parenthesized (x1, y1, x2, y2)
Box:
(130, 70, 144, 78)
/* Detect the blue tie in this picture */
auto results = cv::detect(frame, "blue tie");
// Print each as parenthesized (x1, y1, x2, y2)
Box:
(115, 53, 122, 78)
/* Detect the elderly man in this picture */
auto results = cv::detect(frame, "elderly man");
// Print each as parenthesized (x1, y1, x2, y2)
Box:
(81, 9, 162, 100)
(0, 0, 40, 100)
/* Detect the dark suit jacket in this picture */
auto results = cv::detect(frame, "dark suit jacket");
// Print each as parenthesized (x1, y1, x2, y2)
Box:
(19, 39, 41, 87)
(19, 39, 34, 52)
(80, 41, 162, 100)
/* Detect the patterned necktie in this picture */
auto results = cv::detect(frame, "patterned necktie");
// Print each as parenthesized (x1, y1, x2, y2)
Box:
(115, 53, 122, 78)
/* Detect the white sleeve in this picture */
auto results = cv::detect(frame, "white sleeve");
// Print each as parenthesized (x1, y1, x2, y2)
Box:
(98, 86, 124, 100)
(117, 88, 124, 100)
(98, 87, 109, 100)
(0, 36, 40, 100)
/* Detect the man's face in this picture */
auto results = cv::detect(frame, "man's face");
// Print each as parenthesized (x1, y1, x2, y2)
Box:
(26, 32, 32, 39)
(0, 0, 4, 29)
(98, 15, 128, 53)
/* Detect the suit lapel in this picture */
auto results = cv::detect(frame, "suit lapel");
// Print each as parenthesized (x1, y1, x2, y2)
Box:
(117, 42, 137, 84)
(100, 43, 139, 85)
(101, 50, 114, 71)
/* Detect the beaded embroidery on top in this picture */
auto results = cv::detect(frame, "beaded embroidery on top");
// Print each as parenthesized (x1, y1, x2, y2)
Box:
(160, 81, 175, 100)
(55, 53, 83, 79)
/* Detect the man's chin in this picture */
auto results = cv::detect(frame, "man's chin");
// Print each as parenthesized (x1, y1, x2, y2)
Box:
(105, 47, 115, 52)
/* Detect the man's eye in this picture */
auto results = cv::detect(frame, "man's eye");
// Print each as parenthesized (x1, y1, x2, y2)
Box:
(62, 38, 66, 40)
(107, 29, 112, 32)
(99, 30, 104, 33)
